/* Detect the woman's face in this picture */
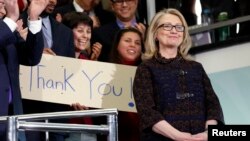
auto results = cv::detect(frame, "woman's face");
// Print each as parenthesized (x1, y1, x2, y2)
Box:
(117, 31, 142, 62)
(156, 13, 184, 49)
(73, 23, 92, 52)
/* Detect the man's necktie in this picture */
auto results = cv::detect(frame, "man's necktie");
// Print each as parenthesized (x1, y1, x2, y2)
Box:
(42, 20, 52, 48)
(42, 22, 49, 48)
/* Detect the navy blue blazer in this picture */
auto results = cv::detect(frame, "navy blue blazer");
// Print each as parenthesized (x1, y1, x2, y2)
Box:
(0, 20, 44, 140)
(0, 20, 44, 116)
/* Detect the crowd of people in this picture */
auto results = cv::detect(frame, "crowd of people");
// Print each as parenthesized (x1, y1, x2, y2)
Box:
(0, 0, 224, 141)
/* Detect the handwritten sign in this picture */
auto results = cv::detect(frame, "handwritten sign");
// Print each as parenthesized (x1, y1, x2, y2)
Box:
(20, 54, 137, 112)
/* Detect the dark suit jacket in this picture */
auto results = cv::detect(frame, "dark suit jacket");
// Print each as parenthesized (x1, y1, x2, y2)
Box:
(53, 3, 115, 26)
(92, 22, 120, 62)
(20, 12, 75, 58)
(0, 20, 44, 141)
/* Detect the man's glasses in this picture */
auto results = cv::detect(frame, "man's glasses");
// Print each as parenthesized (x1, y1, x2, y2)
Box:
(112, 0, 135, 4)
(158, 24, 185, 32)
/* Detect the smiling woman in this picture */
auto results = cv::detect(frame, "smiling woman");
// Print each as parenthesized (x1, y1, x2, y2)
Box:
(133, 8, 224, 141)
(108, 27, 144, 141)
(61, 11, 101, 141)
(109, 27, 143, 66)
(62, 11, 102, 61)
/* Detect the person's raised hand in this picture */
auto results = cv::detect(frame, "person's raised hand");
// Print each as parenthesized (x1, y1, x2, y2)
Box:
(5, 0, 19, 21)
(16, 19, 28, 40)
(135, 22, 146, 40)
(89, 15, 100, 28)
(90, 42, 102, 60)
(28, 0, 49, 21)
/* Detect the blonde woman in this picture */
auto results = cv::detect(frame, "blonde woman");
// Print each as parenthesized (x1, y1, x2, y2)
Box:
(133, 8, 224, 141)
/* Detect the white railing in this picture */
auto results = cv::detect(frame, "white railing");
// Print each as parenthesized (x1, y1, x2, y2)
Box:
(0, 108, 118, 141)
(189, 15, 250, 34)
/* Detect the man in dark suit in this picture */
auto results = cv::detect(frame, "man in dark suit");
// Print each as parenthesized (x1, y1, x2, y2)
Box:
(92, 0, 146, 62)
(0, 0, 47, 141)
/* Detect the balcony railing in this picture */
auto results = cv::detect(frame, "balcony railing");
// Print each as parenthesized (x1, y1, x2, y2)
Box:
(0, 108, 118, 141)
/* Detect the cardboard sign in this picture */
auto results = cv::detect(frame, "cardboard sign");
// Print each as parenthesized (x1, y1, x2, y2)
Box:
(20, 54, 137, 112)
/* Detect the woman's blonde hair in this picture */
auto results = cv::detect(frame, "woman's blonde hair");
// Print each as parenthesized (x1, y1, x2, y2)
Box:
(142, 8, 192, 60)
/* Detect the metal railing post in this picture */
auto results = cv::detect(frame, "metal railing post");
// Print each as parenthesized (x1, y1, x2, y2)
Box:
(1, 109, 118, 141)
(107, 114, 118, 141)
(45, 119, 49, 141)
(7, 116, 17, 141)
